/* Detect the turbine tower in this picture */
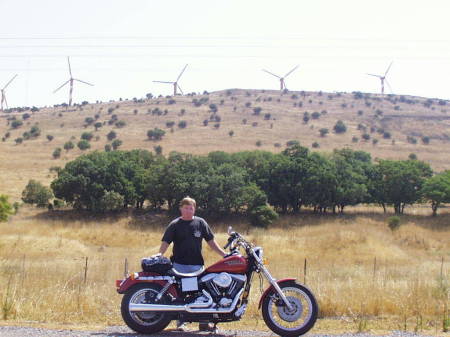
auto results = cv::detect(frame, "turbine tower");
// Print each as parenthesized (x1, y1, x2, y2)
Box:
(262, 65, 299, 91)
(1, 74, 18, 111)
(53, 57, 94, 106)
(367, 62, 393, 95)
(153, 64, 188, 96)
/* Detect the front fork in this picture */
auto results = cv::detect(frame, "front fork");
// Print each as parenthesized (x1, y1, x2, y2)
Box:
(259, 264, 294, 311)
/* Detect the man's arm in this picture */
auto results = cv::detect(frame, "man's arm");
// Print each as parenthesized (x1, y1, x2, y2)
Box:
(207, 239, 227, 257)
(158, 241, 170, 256)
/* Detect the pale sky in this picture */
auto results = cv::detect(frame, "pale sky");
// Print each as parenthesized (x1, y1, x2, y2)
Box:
(1, 0, 450, 107)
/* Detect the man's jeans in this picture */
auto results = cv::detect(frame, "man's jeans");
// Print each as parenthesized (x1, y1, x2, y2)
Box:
(173, 262, 203, 273)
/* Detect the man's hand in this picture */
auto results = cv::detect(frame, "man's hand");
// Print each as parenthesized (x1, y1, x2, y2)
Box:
(207, 239, 227, 257)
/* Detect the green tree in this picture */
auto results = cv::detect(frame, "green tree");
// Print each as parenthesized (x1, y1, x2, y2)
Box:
(64, 141, 74, 151)
(421, 171, 450, 216)
(22, 180, 54, 208)
(81, 132, 93, 141)
(53, 147, 62, 158)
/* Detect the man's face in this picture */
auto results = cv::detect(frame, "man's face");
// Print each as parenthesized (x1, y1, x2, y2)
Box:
(180, 204, 195, 219)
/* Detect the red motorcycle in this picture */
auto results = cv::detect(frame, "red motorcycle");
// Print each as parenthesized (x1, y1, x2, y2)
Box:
(116, 227, 318, 336)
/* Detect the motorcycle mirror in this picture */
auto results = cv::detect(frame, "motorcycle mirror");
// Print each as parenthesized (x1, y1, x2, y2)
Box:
(227, 226, 233, 235)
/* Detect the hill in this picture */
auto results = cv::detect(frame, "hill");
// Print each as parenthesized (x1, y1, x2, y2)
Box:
(1, 89, 449, 201)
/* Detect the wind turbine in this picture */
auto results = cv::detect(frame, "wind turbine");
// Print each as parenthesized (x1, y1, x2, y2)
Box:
(262, 65, 299, 91)
(1, 74, 18, 111)
(153, 64, 188, 96)
(367, 62, 393, 95)
(53, 57, 93, 106)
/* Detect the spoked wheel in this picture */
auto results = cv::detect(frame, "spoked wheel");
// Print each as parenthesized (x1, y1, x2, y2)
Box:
(261, 281, 318, 337)
(121, 283, 172, 334)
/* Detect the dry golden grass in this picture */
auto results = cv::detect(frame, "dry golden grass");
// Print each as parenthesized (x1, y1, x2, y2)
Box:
(1, 89, 449, 203)
(0, 205, 448, 334)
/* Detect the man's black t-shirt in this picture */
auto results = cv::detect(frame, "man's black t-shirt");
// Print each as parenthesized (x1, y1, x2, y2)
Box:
(161, 216, 214, 265)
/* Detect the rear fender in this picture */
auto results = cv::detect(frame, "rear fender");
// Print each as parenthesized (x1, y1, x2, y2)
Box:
(258, 278, 296, 309)
(116, 272, 179, 297)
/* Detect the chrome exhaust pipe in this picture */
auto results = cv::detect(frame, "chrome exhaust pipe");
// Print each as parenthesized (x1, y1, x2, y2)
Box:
(129, 290, 213, 312)
(129, 289, 244, 314)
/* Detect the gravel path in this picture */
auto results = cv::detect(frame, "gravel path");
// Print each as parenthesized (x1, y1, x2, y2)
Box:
(0, 325, 443, 337)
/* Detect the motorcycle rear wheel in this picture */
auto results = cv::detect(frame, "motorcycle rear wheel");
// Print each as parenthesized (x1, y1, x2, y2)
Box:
(121, 283, 172, 334)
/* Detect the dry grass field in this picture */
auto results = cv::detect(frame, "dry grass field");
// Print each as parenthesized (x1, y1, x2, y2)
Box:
(0, 205, 448, 334)
(1, 89, 449, 202)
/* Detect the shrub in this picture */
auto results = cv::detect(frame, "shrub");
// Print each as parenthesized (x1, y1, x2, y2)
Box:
(147, 128, 166, 141)
(154, 145, 163, 155)
(15, 137, 23, 144)
(77, 140, 91, 150)
(256, 140, 262, 147)
(112, 139, 122, 150)
(203, 119, 209, 126)
(81, 132, 93, 141)
(319, 128, 329, 137)
(362, 133, 370, 141)
(104, 144, 111, 152)
(249, 205, 278, 227)
(22, 113, 31, 120)
(85, 117, 94, 125)
(166, 121, 175, 128)
(333, 120, 347, 133)
(311, 111, 320, 119)
(11, 120, 23, 129)
(46, 134, 54, 142)
(253, 107, 262, 115)
(387, 216, 400, 231)
(228, 130, 234, 137)
(97, 191, 124, 211)
(352, 136, 359, 143)
(94, 122, 103, 131)
(0, 194, 14, 222)
(107, 130, 117, 141)
(64, 141, 74, 151)
(115, 120, 126, 128)
(421, 136, 430, 144)
(312, 142, 320, 148)
(52, 148, 62, 158)
(264, 113, 271, 120)
(22, 180, 53, 208)
(178, 120, 187, 128)
(408, 153, 417, 160)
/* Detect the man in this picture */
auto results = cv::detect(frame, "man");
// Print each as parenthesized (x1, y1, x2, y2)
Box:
(157, 196, 227, 331)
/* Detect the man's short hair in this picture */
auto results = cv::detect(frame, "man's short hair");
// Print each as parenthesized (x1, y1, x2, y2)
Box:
(179, 196, 196, 208)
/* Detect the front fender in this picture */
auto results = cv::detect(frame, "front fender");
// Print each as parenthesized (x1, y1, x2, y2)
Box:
(258, 278, 296, 309)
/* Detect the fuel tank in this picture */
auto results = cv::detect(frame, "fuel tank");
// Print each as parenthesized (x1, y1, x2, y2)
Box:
(205, 255, 248, 274)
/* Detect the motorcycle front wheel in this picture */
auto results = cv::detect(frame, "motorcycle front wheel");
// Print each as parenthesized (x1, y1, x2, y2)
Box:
(261, 281, 318, 337)
(121, 283, 172, 334)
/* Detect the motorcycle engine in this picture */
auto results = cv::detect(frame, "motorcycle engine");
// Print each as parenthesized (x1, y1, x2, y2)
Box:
(199, 272, 246, 307)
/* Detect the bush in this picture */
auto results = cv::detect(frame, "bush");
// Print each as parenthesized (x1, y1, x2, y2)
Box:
(154, 145, 163, 155)
(166, 121, 175, 128)
(94, 122, 103, 131)
(249, 205, 278, 227)
(387, 216, 400, 231)
(22, 180, 53, 208)
(147, 128, 166, 141)
(178, 120, 187, 128)
(81, 132, 93, 141)
(104, 144, 111, 152)
(319, 128, 329, 137)
(64, 141, 74, 151)
(333, 120, 347, 133)
(53, 147, 62, 158)
(115, 120, 126, 128)
(107, 130, 117, 141)
(203, 119, 209, 126)
(77, 140, 91, 150)
(311, 111, 320, 119)
(97, 191, 124, 212)
(15, 137, 23, 144)
(11, 120, 23, 129)
(264, 113, 271, 120)
(228, 130, 234, 137)
(256, 140, 262, 147)
(46, 134, 54, 142)
(0, 194, 14, 222)
(253, 107, 262, 115)
(422, 136, 430, 144)
(112, 139, 122, 150)
(312, 142, 320, 148)
(85, 117, 94, 125)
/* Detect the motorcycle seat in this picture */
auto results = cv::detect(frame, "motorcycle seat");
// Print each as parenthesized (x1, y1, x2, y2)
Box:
(169, 266, 205, 278)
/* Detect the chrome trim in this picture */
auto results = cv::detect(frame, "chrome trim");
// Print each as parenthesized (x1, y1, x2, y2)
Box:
(170, 266, 205, 277)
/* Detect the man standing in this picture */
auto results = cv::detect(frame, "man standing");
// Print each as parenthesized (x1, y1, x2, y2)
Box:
(157, 196, 226, 331)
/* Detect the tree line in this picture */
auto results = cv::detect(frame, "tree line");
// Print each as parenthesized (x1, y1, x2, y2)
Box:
(24, 144, 448, 227)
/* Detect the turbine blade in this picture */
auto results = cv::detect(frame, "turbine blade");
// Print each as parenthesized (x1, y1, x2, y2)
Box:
(53, 80, 70, 93)
(176, 64, 188, 82)
(177, 84, 184, 95)
(3, 74, 18, 90)
(74, 79, 94, 86)
(67, 56, 73, 78)
(384, 61, 393, 76)
(284, 65, 299, 78)
(153, 81, 174, 84)
(4, 95, 8, 109)
(367, 73, 381, 78)
(262, 69, 281, 78)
